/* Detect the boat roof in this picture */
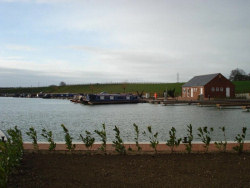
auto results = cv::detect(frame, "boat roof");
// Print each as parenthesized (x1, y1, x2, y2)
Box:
(91, 93, 134, 96)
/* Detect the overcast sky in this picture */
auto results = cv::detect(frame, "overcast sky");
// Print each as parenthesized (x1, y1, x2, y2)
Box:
(0, 0, 250, 87)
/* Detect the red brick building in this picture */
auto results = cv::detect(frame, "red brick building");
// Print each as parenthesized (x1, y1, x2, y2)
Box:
(182, 73, 235, 100)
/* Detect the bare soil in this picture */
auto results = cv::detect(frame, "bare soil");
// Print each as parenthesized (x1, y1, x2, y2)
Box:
(8, 152, 250, 188)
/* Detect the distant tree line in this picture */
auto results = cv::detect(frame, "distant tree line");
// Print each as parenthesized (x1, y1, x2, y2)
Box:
(59, 81, 66, 86)
(229, 68, 250, 81)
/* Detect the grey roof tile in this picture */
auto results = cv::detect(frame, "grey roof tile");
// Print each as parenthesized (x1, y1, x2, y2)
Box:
(182, 73, 220, 87)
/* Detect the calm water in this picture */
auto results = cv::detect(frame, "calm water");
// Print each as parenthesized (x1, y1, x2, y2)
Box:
(0, 97, 249, 142)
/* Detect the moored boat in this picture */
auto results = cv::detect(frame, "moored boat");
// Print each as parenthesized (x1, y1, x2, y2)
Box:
(84, 92, 139, 105)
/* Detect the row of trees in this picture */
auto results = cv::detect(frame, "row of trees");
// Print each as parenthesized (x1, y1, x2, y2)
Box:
(229, 68, 250, 81)
(25, 124, 248, 155)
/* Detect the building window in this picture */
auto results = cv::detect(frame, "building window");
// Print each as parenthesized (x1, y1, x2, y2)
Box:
(211, 87, 215, 92)
(183, 88, 186, 93)
(194, 88, 197, 92)
(216, 87, 219, 91)
(220, 87, 223, 92)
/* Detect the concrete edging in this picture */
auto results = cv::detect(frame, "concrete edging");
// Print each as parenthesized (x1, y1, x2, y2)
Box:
(23, 142, 250, 154)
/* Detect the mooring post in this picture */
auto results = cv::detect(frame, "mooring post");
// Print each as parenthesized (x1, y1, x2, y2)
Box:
(183, 137, 188, 143)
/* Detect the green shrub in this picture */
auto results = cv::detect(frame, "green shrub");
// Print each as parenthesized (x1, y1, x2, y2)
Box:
(215, 127, 227, 152)
(94, 124, 107, 154)
(197, 126, 214, 152)
(133, 123, 142, 152)
(112, 126, 126, 155)
(61, 124, 75, 151)
(143, 126, 159, 154)
(26, 127, 38, 150)
(80, 131, 95, 153)
(166, 127, 181, 153)
(7, 127, 23, 162)
(0, 126, 23, 187)
(0, 141, 8, 187)
(233, 127, 247, 155)
(41, 128, 56, 151)
(184, 124, 193, 154)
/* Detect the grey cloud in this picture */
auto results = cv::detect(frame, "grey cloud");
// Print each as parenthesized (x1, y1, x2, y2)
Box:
(0, 67, 126, 87)
(1, 0, 250, 86)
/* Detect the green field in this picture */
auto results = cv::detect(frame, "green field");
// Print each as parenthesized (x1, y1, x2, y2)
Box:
(0, 83, 183, 96)
(0, 81, 249, 96)
(233, 81, 250, 93)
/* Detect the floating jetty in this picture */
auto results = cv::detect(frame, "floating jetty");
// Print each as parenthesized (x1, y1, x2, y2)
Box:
(148, 99, 250, 109)
(242, 105, 250, 109)
(242, 105, 250, 112)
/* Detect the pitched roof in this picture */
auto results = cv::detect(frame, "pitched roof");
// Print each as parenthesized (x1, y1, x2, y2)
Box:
(182, 73, 220, 87)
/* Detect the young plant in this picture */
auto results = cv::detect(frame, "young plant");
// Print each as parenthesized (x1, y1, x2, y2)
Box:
(41, 128, 56, 151)
(233, 127, 247, 155)
(184, 124, 193, 154)
(128, 146, 133, 151)
(7, 126, 23, 161)
(197, 126, 214, 152)
(112, 126, 126, 155)
(61, 124, 75, 151)
(0, 126, 23, 187)
(143, 126, 159, 154)
(4, 127, 23, 171)
(26, 127, 39, 150)
(133, 123, 142, 151)
(94, 124, 107, 154)
(80, 131, 95, 153)
(0, 143, 7, 187)
(214, 126, 227, 152)
(166, 127, 181, 153)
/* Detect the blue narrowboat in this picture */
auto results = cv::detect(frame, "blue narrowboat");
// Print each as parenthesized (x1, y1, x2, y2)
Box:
(84, 93, 139, 105)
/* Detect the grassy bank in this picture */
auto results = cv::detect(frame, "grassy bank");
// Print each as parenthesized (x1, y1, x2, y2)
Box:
(233, 81, 250, 93)
(0, 83, 184, 95)
(0, 81, 249, 95)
